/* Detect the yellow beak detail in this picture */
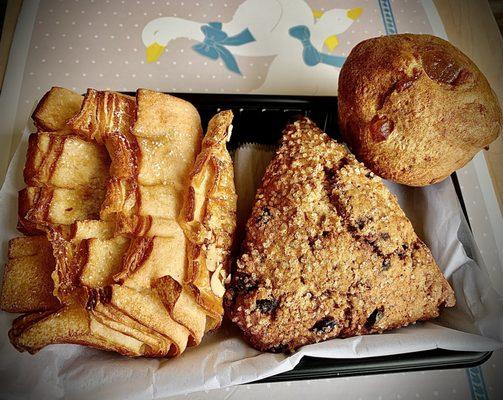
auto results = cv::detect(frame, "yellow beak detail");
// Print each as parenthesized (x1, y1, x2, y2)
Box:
(312, 9, 324, 19)
(324, 35, 339, 53)
(146, 42, 166, 63)
(347, 7, 363, 20)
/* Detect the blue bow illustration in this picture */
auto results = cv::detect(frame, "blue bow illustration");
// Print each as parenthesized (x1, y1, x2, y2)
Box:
(289, 25, 346, 68)
(192, 22, 255, 75)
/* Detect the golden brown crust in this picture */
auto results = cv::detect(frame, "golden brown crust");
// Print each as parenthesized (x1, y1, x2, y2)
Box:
(94, 89, 202, 227)
(23, 132, 110, 189)
(92, 302, 174, 357)
(225, 117, 455, 353)
(47, 227, 91, 303)
(338, 34, 502, 186)
(5, 88, 236, 358)
(9, 305, 148, 356)
(31, 87, 83, 132)
(113, 236, 155, 284)
(18, 186, 106, 235)
(107, 284, 189, 356)
(44, 219, 190, 356)
(0, 236, 59, 313)
(134, 89, 202, 139)
(69, 89, 139, 183)
(179, 110, 237, 330)
(17, 187, 45, 235)
(153, 275, 206, 346)
(68, 89, 136, 144)
(6, 88, 162, 358)
(19, 88, 111, 235)
(91, 89, 207, 351)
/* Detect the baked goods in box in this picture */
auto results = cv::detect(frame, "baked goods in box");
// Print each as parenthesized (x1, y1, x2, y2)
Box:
(225, 117, 455, 353)
(338, 34, 502, 186)
(2, 87, 237, 357)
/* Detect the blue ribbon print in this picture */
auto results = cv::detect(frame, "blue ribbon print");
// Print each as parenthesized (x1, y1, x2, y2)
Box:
(192, 22, 255, 75)
(289, 25, 345, 68)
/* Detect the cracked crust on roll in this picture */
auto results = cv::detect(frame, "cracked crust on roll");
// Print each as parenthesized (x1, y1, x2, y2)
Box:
(338, 34, 502, 186)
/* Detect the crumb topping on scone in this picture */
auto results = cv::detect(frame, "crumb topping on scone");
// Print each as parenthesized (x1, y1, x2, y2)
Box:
(225, 117, 455, 353)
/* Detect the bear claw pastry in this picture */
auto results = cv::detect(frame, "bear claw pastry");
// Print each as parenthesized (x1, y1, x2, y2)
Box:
(1, 87, 237, 357)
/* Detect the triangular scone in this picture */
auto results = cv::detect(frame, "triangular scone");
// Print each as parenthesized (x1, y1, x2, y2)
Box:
(225, 117, 455, 353)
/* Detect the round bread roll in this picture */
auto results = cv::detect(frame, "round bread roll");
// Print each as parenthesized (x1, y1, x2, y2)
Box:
(338, 34, 502, 186)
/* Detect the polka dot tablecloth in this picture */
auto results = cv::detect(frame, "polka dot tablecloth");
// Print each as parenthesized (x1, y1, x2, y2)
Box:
(11, 0, 435, 150)
(0, 1, 502, 399)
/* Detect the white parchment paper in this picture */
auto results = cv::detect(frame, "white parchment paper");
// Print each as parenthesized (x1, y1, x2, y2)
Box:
(0, 133, 502, 400)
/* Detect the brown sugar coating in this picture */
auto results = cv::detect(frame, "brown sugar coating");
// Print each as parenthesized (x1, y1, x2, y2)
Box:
(338, 34, 502, 186)
(224, 117, 455, 353)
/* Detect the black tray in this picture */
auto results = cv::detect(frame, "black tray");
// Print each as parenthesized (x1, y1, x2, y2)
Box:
(156, 93, 491, 381)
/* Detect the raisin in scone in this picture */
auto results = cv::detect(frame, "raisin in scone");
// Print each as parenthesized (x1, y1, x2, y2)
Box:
(224, 117, 455, 353)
